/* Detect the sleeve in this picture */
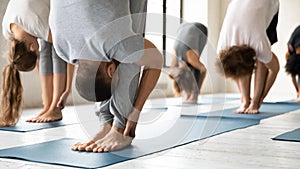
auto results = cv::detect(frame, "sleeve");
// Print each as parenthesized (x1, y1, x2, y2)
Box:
(2, 1, 13, 40)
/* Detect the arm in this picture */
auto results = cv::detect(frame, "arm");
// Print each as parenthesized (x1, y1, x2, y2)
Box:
(57, 63, 75, 109)
(291, 75, 299, 94)
(48, 29, 52, 43)
(170, 50, 177, 68)
(285, 50, 298, 93)
(186, 50, 207, 91)
(124, 39, 163, 137)
(186, 50, 207, 73)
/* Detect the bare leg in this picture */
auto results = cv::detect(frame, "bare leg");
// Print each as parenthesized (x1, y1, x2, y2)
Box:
(235, 75, 251, 114)
(197, 67, 207, 94)
(246, 61, 268, 114)
(85, 126, 133, 152)
(172, 80, 181, 97)
(29, 73, 66, 122)
(72, 123, 112, 151)
(26, 75, 53, 122)
(296, 84, 300, 102)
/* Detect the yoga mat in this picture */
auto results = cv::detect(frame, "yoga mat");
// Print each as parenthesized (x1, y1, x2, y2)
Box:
(0, 116, 259, 168)
(272, 128, 300, 142)
(144, 96, 239, 109)
(0, 110, 78, 132)
(0, 119, 78, 132)
(182, 102, 300, 120)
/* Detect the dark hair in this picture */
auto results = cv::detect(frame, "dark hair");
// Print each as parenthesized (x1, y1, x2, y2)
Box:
(1, 40, 37, 126)
(285, 53, 300, 76)
(76, 61, 119, 102)
(216, 45, 256, 79)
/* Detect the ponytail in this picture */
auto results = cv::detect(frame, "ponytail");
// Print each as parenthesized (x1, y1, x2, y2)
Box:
(0, 40, 37, 126)
(1, 64, 23, 126)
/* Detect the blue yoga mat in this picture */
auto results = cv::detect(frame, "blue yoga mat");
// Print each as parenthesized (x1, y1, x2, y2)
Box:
(0, 120, 77, 132)
(0, 113, 78, 132)
(182, 102, 300, 120)
(272, 128, 300, 142)
(0, 116, 259, 168)
(144, 96, 239, 109)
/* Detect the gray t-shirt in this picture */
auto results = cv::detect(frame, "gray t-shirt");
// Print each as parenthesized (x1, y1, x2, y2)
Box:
(49, 0, 146, 64)
(174, 22, 208, 62)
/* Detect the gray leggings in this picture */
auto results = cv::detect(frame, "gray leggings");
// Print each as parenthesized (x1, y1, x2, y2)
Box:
(39, 40, 66, 75)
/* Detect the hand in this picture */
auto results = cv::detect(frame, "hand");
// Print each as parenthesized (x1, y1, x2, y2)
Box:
(57, 91, 70, 110)
(124, 120, 137, 138)
(123, 110, 140, 138)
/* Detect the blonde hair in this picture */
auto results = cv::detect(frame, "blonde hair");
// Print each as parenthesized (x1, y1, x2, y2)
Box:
(0, 40, 37, 126)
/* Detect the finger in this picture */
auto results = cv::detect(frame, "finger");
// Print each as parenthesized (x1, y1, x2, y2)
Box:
(123, 125, 131, 136)
(57, 101, 65, 110)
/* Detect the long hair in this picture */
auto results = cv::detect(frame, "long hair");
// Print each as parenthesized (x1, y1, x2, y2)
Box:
(285, 53, 300, 76)
(0, 40, 37, 126)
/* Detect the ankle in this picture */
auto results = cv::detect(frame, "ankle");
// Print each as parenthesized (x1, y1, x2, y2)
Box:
(112, 126, 125, 134)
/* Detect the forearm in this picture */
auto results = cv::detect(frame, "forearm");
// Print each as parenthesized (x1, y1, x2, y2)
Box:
(198, 69, 206, 91)
(65, 63, 75, 92)
(170, 51, 177, 68)
(132, 39, 163, 113)
(186, 50, 206, 73)
(291, 75, 299, 93)
(133, 68, 161, 112)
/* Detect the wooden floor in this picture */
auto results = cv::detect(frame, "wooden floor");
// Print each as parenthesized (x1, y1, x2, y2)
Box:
(0, 95, 300, 169)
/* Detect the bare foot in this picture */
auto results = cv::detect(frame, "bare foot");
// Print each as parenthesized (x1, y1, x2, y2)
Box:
(235, 106, 247, 114)
(183, 99, 197, 104)
(26, 108, 48, 122)
(184, 93, 198, 104)
(235, 102, 250, 114)
(85, 126, 133, 153)
(296, 97, 300, 103)
(235, 96, 250, 114)
(245, 103, 259, 114)
(27, 107, 63, 123)
(0, 120, 15, 127)
(72, 123, 112, 151)
(0, 115, 18, 127)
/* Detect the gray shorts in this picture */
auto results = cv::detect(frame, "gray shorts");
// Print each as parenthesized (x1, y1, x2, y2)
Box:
(39, 40, 67, 75)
